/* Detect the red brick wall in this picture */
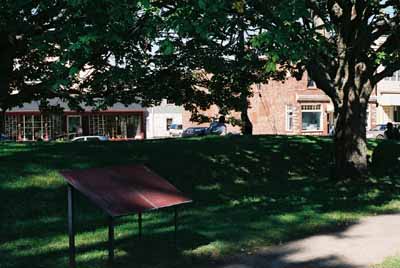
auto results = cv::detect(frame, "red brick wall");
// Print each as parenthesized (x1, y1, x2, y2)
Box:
(183, 73, 378, 135)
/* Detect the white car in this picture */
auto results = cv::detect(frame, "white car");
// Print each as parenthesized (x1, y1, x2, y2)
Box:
(367, 123, 400, 139)
(169, 124, 183, 137)
(71, 136, 109, 142)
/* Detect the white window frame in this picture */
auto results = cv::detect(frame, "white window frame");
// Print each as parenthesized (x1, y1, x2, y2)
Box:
(366, 106, 371, 130)
(285, 105, 294, 131)
(301, 104, 323, 132)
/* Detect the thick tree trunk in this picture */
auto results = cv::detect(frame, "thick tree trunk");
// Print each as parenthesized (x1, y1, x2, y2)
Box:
(240, 92, 253, 135)
(0, 110, 5, 134)
(334, 93, 368, 179)
(241, 107, 253, 135)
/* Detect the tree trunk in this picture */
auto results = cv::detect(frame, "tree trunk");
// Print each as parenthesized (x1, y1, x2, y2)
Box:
(0, 110, 5, 134)
(241, 100, 253, 135)
(334, 92, 368, 179)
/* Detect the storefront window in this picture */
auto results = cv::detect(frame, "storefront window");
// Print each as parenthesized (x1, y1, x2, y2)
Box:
(4, 114, 62, 141)
(302, 105, 322, 131)
(89, 115, 106, 136)
(101, 114, 141, 139)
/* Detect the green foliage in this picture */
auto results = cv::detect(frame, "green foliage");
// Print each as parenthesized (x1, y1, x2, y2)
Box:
(0, 0, 163, 111)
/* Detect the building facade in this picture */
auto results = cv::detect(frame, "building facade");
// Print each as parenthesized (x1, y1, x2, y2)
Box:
(1, 98, 184, 141)
(183, 73, 378, 135)
(3, 99, 145, 141)
(376, 70, 400, 125)
(145, 100, 183, 139)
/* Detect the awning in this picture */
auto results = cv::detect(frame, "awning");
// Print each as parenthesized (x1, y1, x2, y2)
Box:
(6, 98, 145, 113)
(379, 93, 400, 106)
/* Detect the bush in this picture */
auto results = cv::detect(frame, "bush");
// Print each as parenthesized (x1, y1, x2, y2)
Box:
(371, 141, 400, 175)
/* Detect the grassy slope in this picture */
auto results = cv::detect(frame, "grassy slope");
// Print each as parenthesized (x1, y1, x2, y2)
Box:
(1, 135, 400, 268)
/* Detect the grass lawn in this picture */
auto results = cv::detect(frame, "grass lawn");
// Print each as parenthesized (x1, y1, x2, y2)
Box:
(374, 255, 400, 268)
(1, 135, 400, 268)
(377, 257, 400, 268)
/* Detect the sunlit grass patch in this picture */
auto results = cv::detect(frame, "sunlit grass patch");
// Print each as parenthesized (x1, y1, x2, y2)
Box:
(1, 136, 400, 268)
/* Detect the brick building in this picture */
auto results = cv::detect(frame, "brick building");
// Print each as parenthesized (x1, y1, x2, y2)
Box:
(183, 73, 378, 135)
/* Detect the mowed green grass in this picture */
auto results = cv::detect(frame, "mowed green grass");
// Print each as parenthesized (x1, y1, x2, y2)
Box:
(1, 135, 400, 268)
(375, 256, 400, 268)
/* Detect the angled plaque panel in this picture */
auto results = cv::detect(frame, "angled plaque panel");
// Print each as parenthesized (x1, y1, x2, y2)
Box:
(60, 165, 192, 216)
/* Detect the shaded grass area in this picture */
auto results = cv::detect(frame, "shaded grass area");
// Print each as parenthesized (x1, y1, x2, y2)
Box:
(1, 135, 400, 268)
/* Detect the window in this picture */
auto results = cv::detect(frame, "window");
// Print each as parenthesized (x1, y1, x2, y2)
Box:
(166, 118, 173, 130)
(394, 106, 400, 122)
(4, 114, 61, 141)
(286, 105, 294, 131)
(385, 70, 400, 81)
(302, 105, 322, 131)
(89, 115, 106, 136)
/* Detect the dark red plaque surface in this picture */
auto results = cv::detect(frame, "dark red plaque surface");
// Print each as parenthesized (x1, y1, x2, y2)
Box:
(60, 165, 192, 216)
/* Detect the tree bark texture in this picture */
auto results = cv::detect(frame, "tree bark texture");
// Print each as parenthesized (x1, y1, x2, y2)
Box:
(333, 85, 369, 179)
(241, 98, 253, 135)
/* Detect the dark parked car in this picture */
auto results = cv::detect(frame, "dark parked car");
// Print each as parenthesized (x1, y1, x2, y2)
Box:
(206, 121, 227, 136)
(0, 133, 11, 141)
(182, 127, 207, 137)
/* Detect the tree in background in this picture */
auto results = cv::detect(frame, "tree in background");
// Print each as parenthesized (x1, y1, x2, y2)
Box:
(154, 0, 285, 134)
(250, 0, 400, 178)
(2, 0, 399, 179)
(0, 0, 162, 117)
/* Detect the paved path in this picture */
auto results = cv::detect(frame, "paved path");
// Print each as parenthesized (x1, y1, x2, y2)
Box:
(218, 214, 400, 268)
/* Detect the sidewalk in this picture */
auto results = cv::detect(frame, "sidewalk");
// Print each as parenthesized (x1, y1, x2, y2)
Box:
(217, 214, 400, 268)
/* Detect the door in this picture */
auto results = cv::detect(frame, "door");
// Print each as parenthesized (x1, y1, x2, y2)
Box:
(67, 115, 82, 138)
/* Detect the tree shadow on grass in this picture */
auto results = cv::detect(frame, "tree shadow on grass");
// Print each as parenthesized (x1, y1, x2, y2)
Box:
(1, 136, 400, 267)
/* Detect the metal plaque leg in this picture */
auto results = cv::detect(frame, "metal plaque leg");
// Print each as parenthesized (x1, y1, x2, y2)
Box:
(138, 212, 142, 240)
(68, 185, 76, 268)
(108, 216, 114, 266)
(174, 207, 178, 246)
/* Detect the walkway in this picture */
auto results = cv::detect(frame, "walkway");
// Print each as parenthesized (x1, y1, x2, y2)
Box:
(218, 214, 400, 268)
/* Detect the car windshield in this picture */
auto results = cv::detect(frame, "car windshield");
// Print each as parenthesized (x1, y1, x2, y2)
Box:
(170, 124, 182, 130)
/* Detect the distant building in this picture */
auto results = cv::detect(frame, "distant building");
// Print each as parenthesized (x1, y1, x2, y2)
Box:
(145, 100, 183, 139)
(183, 73, 378, 135)
(1, 98, 183, 141)
(376, 70, 400, 125)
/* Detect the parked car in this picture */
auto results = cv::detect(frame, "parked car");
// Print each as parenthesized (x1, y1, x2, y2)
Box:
(0, 133, 11, 141)
(182, 127, 207, 137)
(367, 123, 400, 139)
(71, 136, 109, 142)
(206, 121, 227, 136)
(169, 124, 183, 137)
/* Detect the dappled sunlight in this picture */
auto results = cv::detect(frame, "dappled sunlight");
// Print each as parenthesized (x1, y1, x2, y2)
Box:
(1, 136, 400, 267)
